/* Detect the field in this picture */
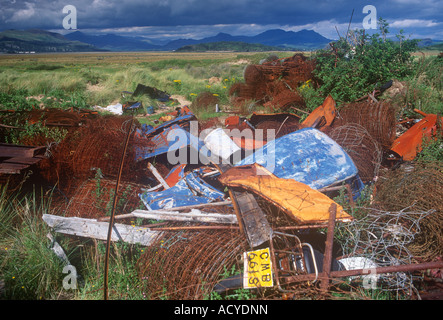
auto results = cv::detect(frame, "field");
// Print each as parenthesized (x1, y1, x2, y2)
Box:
(0, 43, 442, 302)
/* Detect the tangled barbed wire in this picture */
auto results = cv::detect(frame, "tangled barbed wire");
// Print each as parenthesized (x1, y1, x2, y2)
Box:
(336, 205, 435, 295)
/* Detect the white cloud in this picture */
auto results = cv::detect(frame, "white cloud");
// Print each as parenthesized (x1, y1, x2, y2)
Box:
(389, 19, 440, 28)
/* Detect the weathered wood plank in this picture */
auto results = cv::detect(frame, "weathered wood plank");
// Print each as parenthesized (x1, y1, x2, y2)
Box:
(147, 162, 170, 189)
(3, 157, 43, 165)
(131, 209, 238, 224)
(42, 214, 162, 246)
(231, 191, 272, 248)
(98, 209, 238, 224)
(158, 200, 233, 212)
(0, 143, 45, 158)
(0, 163, 29, 174)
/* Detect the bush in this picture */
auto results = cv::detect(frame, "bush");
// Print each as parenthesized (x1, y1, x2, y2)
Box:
(313, 19, 419, 104)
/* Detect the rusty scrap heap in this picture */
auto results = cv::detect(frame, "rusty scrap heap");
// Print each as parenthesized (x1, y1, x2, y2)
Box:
(229, 53, 315, 111)
(2, 53, 442, 301)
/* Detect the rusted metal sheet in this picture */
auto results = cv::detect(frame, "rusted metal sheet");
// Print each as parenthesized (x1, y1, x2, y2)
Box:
(301, 95, 337, 130)
(219, 163, 353, 224)
(139, 169, 225, 210)
(390, 110, 443, 161)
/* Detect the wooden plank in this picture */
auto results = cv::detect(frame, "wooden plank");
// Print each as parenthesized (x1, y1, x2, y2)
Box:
(0, 143, 46, 158)
(42, 214, 162, 246)
(132, 209, 238, 224)
(147, 162, 170, 189)
(231, 191, 272, 248)
(98, 209, 238, 224)
(0, 163, 29, 174)
(3, 157, 43, 165)
(158, 200, 233, 212)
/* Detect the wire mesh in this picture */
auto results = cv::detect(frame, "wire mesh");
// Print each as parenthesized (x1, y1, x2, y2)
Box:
(374, 161, 443, 261)
(136, 226, 248, 300)
(335, 101, 397, 149)
(337, 206, 435, 295)
(328, 123, 383, 183)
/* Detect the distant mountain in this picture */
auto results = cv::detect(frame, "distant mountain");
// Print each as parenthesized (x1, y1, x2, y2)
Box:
(167, 29, 332, 51)
(65, 31, 162, 51)
(176, 41, 288, 52)
(0, 29, 106, 53)
(417, 38, 443, 50)
(250, 29, 332, 49)
(65, 28, 333, 52)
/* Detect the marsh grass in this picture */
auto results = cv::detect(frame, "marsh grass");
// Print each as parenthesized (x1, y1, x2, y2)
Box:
(0, 51, 274, 115)
(0, 185, 70, 299)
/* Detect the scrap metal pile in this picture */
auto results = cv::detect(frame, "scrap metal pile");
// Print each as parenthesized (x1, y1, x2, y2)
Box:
(8, 53, 441, 300)
(229, 53, 314, 111)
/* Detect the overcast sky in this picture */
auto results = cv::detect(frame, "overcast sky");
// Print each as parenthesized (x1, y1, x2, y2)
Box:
(0, 0, 442, 41)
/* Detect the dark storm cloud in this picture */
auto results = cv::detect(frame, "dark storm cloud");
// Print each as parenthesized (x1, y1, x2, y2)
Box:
(0, 0, 441, 39)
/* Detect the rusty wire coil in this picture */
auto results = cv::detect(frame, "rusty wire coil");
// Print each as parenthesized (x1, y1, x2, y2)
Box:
(328, 123, 383, 183)
(373, 161, 443, 261)
(335, 101, 397, 149)
(136, 227, 248, 300)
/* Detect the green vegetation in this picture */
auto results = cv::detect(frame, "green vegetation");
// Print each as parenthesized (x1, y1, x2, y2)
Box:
(296, 18, 442, 119)
(311, 19, 419, 104)
(0, 186, 69, 299)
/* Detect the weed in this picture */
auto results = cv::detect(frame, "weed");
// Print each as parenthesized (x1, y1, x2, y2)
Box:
(0, 186, 71, 299)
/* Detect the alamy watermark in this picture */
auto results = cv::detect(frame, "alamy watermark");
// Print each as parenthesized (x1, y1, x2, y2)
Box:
(63, 5, 77, 30)
(362, 5, 377, 30)
(62, 265, 77, 290)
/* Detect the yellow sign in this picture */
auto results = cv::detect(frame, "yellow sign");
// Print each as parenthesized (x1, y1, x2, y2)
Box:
(243, 247, 274, 289)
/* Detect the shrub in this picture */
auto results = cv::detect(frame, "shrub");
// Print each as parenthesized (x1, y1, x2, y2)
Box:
(313, 19, 419, 104)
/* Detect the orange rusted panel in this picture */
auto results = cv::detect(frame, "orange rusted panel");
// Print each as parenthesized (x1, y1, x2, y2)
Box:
(219, 163, 353, 225)
(301, 95, 337, 130)
(390, 111, 442, 161)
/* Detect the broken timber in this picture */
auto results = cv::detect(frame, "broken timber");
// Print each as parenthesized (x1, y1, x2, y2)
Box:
(98, 209, 238, 224)
(0, 143, 46, 174)
(42, 214, 161, 246)
(230, 190, 272, 248)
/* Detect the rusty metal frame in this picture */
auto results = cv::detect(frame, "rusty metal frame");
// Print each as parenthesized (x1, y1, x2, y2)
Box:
(269, 231, 318, 293)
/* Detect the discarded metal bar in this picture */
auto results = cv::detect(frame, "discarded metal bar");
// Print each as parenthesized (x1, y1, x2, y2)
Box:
(149, 225, 241, 231)
(104, 112, 134, 300)
(284, 261, 443, 284)
(320, 203, 337, 292)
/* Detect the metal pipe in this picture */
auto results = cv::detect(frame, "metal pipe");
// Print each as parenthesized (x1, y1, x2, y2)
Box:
(103, 114, 134, 300)
(284, 261, 443, 284)
(320, 203, 337, 291)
